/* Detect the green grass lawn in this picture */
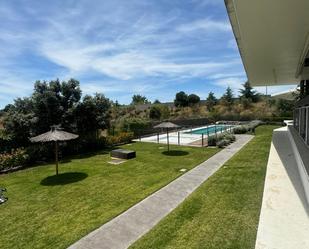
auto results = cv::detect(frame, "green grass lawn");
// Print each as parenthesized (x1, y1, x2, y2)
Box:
(0, 142, 219, 249)
(130, 125, 277, 249)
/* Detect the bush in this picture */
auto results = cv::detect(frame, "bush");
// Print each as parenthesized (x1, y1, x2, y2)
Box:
(217, 139, 229, 148)
(106, 132, 134, 146)
(0, 130, 13, 153)
(149, 105, 162, 120)
(118, 118, 152, 136)
(67, 136, 108, 155)
(223, 133, 236, 142)
(26, 143, 55, 163)
(233, 120, 263, 134)
(0, 148, 29, 171)
(207, 132, 235, 147)
(233, 125, 248, 134)
(207, 135, 218, 146)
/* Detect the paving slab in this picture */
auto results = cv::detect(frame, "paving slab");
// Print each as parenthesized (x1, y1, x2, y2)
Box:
(68, 135, 253, 249)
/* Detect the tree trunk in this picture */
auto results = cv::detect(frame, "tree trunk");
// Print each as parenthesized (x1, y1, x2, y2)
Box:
(55, 141, 59, 175)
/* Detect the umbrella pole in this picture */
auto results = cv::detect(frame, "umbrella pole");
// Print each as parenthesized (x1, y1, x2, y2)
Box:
(167, 128, 169, 151)
(55, 141, 59, 175)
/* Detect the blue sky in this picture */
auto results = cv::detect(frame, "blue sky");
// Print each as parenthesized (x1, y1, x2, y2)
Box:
(0, 0, 296, 108)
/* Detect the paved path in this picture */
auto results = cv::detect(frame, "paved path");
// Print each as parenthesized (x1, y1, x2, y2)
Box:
(255, 127, 309, 249)
(68, 135, 253, 249)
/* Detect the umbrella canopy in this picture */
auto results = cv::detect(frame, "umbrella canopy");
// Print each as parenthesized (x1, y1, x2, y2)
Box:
(30, 128, 78, 143)
(154, 122, 180, 129)
(154, 122, 180, 151)
(30, 126, 79, 175)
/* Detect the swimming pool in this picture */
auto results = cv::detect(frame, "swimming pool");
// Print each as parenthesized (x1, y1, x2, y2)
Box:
(188, 125, 233, 135)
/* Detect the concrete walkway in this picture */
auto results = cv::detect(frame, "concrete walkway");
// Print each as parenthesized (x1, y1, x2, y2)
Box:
(68, 135, 253, 249)
(255, 127, 309, 249)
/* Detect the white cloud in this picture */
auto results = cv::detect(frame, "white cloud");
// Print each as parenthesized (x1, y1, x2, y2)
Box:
(0, 0, 242, 106)
(214, 76, 247, 95)
(177, 19, 231, 33)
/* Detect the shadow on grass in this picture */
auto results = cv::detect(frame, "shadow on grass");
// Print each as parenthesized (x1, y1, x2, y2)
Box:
(162, 150, 189, 156)
(40, 172, 88, 186)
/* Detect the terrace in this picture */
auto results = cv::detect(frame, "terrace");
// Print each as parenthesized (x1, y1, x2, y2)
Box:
(225, 0, 309, 248)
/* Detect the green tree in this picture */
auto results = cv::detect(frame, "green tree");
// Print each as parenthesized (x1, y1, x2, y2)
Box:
(75, 93, 111, 136)
(3, 98, 35, 146)
(30, 79, 82, 133)
(188, 94, 200, 106)
(131, 95, 150, 105)
(221, 87, 234, 105)
(276, 99, 294, 117)
(153, 99, 161, 104)
(206, 92, 217, 111)
(149, 105, 162, 120)
(239, 81, 260, 103)
(174, 91, 188, 107)
(3, 79, 111, 145)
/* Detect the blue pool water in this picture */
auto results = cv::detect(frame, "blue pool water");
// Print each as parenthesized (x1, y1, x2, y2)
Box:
(188, 125, 233, 135)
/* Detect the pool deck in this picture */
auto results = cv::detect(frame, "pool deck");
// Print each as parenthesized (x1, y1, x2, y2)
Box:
(135, 125, 233, 146)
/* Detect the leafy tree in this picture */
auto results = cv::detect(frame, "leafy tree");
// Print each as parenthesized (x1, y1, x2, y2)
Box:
(120, 118, 151, 135)
(276, 99, 294, 117)
(153, 99, 161, 104)
(31, 79, 82, 132)
(114, 100, 120, 107)
(239, 81, 260, 103)
(174, 91, 188, 107)
(131, 94, 150, 105)
(75, 93, 111, 136)
(221, 87, 234, 105)
(159, 105, 170, 119)
(3, 79, 111, 145)
(3, 98, 35, 146)
(149, 105, 162, 120)
(188, 94, 200, 106)
(206, 92, 217, 111)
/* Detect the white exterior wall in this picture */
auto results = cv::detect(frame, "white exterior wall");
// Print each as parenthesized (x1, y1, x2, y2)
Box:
(288, 126, 309, 205)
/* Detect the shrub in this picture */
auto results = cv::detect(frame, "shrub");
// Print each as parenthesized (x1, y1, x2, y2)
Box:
(149, 105, 162, 120)
(106, 132, 134, 146)
(223, 133, 236, 142)
(207, 132, 236, 148)
(233, 120, 263, 134)
(26, 143, 54, 163)
(0, 130, 13, 153)
(207, 135, 218, 146)
(233, 125, 248, 134)
(0, 148, 29, 171)
(217, 139, 229, 148)
(119, 118, 152, 136)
